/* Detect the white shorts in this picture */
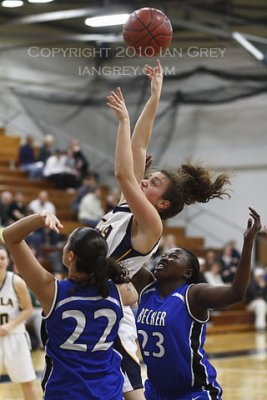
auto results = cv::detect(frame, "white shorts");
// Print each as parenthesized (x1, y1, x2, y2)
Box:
(116, 306, 143, 393)
(0, 332, 36, 383)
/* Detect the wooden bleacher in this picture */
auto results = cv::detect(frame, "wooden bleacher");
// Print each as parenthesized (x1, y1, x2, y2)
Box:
(0, 128, 80, 235)
(207, 302, 255, 334)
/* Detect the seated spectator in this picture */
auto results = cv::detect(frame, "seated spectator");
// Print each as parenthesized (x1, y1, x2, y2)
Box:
(70, 139, 89, 182)
(71, 172, 98, 212)
(246, 267, 267, 332)
(27, 191, 59, 256)
(198, 257, 208, 283)
(18, 135, 36, 169)
(0, 191, 13, 226)
(7, 191, 27, 223)
(18, 135, 45, 180)
(38, 134, 55, 164)
(78, 185, 105, 228)
(43, 149, 78, 189)
(27, 134, 56, 180)
(205, 249, 218, 270)
(204, 260, 225, 286)
(28, 190, 56, 215)
(220, 241, 241, 283)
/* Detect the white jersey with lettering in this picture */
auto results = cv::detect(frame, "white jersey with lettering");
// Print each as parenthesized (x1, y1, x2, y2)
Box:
(0, 271, 26, 333)
(96, 203, 159, 278)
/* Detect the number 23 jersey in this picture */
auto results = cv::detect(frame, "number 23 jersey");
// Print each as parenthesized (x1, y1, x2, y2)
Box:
(136, 282, 221, 394)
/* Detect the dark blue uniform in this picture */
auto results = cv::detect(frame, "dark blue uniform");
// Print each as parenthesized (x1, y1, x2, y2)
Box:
(136, 282, 222, 400)
(42, 279, 124, 400)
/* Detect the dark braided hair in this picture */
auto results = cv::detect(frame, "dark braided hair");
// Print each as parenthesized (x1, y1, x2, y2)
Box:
(67, 227, 128, 298)
(158, 162, 231, 220)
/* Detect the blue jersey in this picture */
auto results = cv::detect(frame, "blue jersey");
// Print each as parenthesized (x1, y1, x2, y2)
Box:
(136, 282, 222, 400)
(42, 279, 124, 400)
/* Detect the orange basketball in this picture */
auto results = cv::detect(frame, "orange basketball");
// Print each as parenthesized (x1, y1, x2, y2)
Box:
(123, 8, 173, 57)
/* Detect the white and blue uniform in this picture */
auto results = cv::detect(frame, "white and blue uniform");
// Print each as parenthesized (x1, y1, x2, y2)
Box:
(136, 282, 223, 400)
(0, 271, 36, 383)
(97, 203, 159, 391)
(42, 279, 124, 400)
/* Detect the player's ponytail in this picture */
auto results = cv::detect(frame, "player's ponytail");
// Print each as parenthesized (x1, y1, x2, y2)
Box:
(159, 162, 231, 220)
(67, 227, 128, 297)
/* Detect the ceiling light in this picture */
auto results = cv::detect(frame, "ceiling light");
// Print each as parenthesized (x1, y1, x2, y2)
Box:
(232, 32, 264, 61)
(28, 0, 54, 3)
(2, 0, 24, 7)
(85, 14, 129, 27)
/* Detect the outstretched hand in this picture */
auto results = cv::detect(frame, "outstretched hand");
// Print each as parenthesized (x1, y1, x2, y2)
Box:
(244, 207, 261, 241)
(40, 210, 63, 233)
(143, 59, 163, 98)
(107, 87, 129, 122)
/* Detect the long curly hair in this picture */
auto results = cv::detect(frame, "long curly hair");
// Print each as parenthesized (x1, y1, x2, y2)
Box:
(158, 162, 231, 220)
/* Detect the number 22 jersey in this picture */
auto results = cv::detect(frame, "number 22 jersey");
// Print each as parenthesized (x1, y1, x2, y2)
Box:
(42, 279, 124, 400)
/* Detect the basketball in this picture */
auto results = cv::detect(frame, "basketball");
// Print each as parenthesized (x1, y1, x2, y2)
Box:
(122, 8, 173, 57)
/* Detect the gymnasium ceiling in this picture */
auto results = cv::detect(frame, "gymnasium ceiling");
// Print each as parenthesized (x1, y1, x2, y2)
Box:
(0, 0, 267, 51)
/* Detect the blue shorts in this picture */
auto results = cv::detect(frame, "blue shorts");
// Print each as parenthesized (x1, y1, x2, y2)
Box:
(144, 379, 223, 400)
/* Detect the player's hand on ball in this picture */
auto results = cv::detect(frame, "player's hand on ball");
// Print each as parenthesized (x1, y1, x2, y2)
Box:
(107, 87, 129, 122)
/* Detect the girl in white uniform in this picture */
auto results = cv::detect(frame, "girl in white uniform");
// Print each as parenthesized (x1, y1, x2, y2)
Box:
(0, 245, 39, 400)
(103, 60, 231, 400)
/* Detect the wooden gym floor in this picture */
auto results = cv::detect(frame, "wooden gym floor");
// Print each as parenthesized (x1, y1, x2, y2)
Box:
(0, 331, 266, 400)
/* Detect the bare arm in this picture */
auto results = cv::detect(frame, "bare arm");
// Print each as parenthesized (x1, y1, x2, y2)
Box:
(131, 60, 163, 182)
(0, 275, 32, 336)
(107, 88, 163, 252)
(2, 211, 63, 315)
(118, 282, 138, 306)
(188, 208, 261, 319)
(131, 265, 155, 294)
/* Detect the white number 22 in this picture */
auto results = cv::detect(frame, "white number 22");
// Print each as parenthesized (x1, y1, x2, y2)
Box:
(60, 309, 117, 352)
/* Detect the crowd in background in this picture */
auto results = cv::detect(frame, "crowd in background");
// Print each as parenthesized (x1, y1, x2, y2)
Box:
(0, 133, 267, 352)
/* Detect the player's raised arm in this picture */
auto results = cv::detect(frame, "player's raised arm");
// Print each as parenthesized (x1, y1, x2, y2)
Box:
(107, 87, 163, 250)
(189, 207, 261, 313)
(2, 211, 63, 314)
(131, 59, 163, 182)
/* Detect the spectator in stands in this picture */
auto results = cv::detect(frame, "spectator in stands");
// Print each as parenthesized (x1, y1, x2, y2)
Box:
(70, 139, 89, 182)
(198, 257, 208, 283)
(7, 191, 27, 223)
(43, 149, 78, 189)
(220, 241, 241, 283)
(205, 249, 219, 270)
(78, 185, 106, 228)
(38, 134, 55, 164)
(18, 135, 36, 169)
(71, 172, 98, 212)
(246, 267, 267, 332)
(27, 191, 58, 255)
(28, 190, 56, 215)
(0, 191, 13, 226)
(204, 260, 225, 286)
